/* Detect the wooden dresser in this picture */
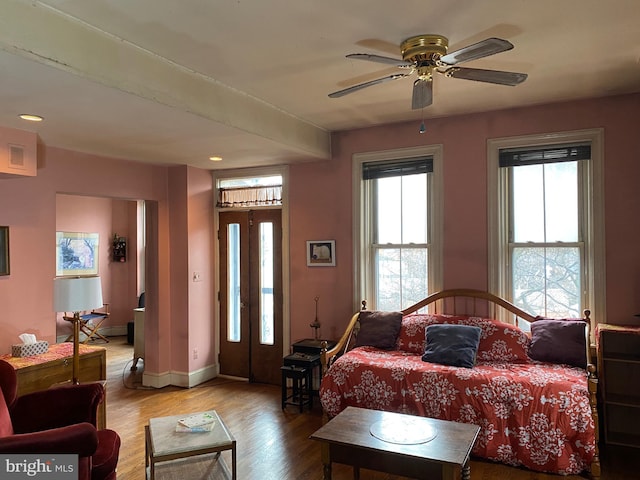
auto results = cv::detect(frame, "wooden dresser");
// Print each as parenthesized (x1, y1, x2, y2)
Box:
(0, 343, 107, 428)
(597, 324, 640, 447)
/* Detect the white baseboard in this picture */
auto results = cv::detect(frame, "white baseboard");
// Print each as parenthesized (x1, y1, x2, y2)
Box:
(142, 364, 219, 389)
(55, 329, 220, 389)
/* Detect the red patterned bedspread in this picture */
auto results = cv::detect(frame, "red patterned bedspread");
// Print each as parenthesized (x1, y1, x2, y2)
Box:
(320, 331, 596, 475)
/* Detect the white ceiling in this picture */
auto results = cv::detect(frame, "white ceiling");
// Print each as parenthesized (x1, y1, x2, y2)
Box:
(1, 0, 639, 170)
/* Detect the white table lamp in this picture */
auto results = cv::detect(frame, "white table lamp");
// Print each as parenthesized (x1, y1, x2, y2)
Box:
(53, 276, 103, 384)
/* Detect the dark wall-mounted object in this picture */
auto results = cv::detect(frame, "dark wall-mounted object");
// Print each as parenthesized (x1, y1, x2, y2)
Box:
(112, 235, 127, 263)
(0, 226, 9, 276)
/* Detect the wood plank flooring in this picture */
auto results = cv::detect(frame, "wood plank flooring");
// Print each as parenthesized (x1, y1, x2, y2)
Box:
(104, 337, 637, 480)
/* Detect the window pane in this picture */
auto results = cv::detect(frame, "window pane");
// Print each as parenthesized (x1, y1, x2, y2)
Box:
(259, 222, 274, 345)
(513, 163, 578, 242)
(545, 162, 578, 242)
(376, 177, 401, 244)
(377, 174, 428, 244)
(376, 247, 428, 311)
(512, 246, 581, 317)
(227, 223, 241, 342)
(402, 174, 428, 244)
(512, 165, 544, 242)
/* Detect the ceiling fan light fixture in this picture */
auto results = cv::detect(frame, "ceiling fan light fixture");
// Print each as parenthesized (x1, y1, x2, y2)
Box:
(329, 34, 527, 108)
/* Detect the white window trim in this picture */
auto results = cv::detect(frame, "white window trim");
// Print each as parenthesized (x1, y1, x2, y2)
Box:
(487, 129, 605, 328)
(352, 145, 443, 310)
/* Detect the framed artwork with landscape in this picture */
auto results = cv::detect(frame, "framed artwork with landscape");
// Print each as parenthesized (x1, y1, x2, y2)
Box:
(56, 231, 99, 276)
(306, 240, 336, 267)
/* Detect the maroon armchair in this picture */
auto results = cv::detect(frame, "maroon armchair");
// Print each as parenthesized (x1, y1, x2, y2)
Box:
(0, 359, 120, 480)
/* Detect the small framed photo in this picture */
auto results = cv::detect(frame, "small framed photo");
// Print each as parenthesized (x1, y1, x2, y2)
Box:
(0, 226, 9, 276)
(306, 240, 336, 267)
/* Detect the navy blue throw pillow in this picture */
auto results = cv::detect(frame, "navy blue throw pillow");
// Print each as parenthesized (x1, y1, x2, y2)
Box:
(422, 324, 482, 368)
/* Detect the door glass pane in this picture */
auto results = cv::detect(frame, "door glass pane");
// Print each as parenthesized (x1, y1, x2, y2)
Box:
(512, 246, 581, 317)
(227, 223, 241, 342)
(259, 222, 274, 345)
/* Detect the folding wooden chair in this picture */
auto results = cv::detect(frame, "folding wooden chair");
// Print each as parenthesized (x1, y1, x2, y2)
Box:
(65, 304, 110, 343)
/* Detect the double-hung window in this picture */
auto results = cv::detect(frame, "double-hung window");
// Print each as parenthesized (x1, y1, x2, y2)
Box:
(354, 146, 443, 311)
(488, 130, 605, 324)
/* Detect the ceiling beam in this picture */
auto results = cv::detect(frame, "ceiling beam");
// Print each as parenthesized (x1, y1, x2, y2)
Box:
(0, 0, 331, 160)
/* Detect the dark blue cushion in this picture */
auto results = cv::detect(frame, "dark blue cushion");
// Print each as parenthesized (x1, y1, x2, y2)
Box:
(422, 324, 482, 368)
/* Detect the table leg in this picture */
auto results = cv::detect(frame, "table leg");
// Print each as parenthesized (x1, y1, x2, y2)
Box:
(461, 462, 470, 480)
(321, 443, 332, 480)
(232, 442, 237, 480)
(323, 463, 332, 480)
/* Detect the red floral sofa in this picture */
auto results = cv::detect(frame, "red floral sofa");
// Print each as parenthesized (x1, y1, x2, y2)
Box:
(319, 289, 600, 478)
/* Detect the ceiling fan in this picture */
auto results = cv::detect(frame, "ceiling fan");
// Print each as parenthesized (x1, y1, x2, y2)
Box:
(328, 34, 528, 109)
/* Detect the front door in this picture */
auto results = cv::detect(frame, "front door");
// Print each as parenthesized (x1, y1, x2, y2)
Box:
(219, 209, 283, 384)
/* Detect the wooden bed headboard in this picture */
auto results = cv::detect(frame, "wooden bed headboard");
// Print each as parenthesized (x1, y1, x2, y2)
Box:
(321, 288, 593, 371)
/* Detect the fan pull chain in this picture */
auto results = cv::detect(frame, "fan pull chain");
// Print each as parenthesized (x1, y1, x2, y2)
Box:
(419, 107, 426, 134)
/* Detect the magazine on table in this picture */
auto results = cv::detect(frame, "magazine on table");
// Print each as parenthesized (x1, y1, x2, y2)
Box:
(175, 412, 216, 432)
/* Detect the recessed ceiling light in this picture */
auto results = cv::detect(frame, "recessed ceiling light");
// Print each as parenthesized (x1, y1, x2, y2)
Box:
(209, 156, 223, 162)
(19, 114, 44, 122)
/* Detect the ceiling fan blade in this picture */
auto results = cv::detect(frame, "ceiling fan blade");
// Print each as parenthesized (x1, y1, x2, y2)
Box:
(440, 37, 514, 66)
(412, 78, 433, 109)
(328, 73, 409, 98)
(346, 53, 413, 67)
(444, 67, 527, 86)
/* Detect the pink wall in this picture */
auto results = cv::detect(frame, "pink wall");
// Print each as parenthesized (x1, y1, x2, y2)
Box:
(289, 93, 640, 343)
(0, 145, 201, 384)
(1, 92, 639, 385)
(187, 167, 214, 371)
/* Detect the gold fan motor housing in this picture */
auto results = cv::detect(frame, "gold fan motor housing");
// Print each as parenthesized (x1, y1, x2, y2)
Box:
(401, 34, 449, 62)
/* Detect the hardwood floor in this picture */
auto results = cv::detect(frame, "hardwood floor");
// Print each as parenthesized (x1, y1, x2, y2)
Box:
(104, 337, 637, 480)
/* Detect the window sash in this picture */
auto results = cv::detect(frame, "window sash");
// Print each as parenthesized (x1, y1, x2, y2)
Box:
(488, 129, 604, 332)
(354, 145, 443, 312)
(504, 158, 586, 317)
(365, 169, 431, 310)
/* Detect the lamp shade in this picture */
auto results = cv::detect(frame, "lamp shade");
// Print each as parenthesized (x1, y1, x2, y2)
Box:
(53, 276, 103, 313)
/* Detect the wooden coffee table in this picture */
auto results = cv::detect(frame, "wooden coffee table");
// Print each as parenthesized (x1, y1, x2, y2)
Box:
(310, 407, 480, 480)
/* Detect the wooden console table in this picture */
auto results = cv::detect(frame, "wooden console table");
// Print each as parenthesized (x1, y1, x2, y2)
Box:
(0, 343, 107, 429)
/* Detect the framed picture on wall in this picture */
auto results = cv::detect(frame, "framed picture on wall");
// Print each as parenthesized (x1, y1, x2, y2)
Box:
(306, 240, 336, 267)
(56, 231, 99, 276)
(0, 226, 9, 276)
